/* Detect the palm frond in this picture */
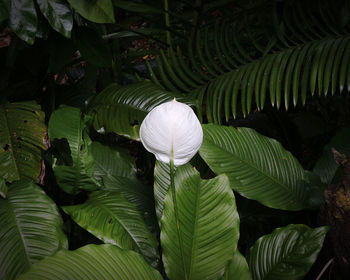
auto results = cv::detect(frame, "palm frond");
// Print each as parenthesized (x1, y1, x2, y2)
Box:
(141, 0, 350, 122)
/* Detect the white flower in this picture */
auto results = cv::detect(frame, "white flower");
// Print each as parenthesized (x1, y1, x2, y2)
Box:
(139, 99, 203, 166)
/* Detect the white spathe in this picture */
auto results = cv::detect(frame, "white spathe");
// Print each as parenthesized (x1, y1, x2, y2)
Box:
(139, 99, 203, 166)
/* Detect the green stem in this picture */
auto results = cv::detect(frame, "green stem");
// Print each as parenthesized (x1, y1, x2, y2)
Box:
(170, 150, 188, 279)
(164, 0, 171, 46)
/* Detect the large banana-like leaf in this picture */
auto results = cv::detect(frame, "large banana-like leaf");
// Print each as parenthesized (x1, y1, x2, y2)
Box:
(87, 81, 194, 140)
(0, 179, 68, 280)
(247, 224, 328, 280)
(199, 124, 308, 211)
(91, 141, 154, 214)
(63, 191, 159, 267)
(313, 127, 350, 184)
(0, 102, 46, 183)
(17, 244, 163, 280)
(48, 106, 97, 193)
(222, 250, 252, 280)
(161, 165, 240, 280)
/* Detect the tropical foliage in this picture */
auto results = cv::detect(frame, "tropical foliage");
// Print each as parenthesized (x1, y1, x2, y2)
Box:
(1, 0, 349, 279)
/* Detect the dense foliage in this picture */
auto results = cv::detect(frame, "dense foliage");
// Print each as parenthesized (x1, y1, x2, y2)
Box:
(1, 0, 350, 279)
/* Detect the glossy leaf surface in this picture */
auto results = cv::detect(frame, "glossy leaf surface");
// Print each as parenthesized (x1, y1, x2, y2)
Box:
(91, 141, 154, 214)
(48, 106, 96, 193)
(0, 179, 67, 280)
(18, 244, 162, 280)
(161, 166, 240, 280)
(0, 102, 46, 183)
(87, 82, 193, 140)
(199, 124, 308, 210)
(153, 161, 195, 225)
(248, 224, 328, 280)
(9, 0, 37, 44)
(63, 191, 159, 267)
(222, 250, 252, 280)
(37, 0, 73, 38)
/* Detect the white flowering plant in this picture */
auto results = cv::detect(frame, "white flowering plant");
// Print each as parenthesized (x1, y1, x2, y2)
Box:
(9, 98, 327, 280)
(1, 0, 348, 279)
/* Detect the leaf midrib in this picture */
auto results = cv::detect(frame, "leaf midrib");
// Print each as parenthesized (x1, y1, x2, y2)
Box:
(188, 176, 201, 279)
(261, 230, 302, 279)
(204, 131, 303, 203)
(88, 197, 140, 249)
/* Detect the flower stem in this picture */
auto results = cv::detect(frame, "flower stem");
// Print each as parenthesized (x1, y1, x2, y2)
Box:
(170, 149, 188, 279)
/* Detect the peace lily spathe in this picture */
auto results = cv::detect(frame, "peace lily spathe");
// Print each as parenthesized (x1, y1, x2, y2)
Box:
(140, 99, 203, 166)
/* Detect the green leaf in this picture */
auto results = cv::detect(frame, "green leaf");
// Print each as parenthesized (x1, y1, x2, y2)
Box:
(91, 142, 154, 214)
(48, 106, 97, 193)
(0, 102, 47, 183)
(9, 0, 38, 44)
(247, 224, 328, 280)
(67, 0, 114, 23)
(73, 27, 112, 67)
(199, 124, 308, 211)
(0, 179, 68, 280)
(36, 0, 73, 38)
(62, 191, 159, 267)
(313, 127, 350, 184)
(161, 166, 240, 280)
(222, 250, 252, 280)
(87, 81, 193, 140)
(153, 161, 197, 225)
(0, 178, 7, 199)
(17, 244, 163, 280)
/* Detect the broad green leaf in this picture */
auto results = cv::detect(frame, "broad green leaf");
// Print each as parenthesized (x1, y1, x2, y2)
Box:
(91, 141, 154, 214)
(199, 124, 308, 211)
(37, 0, 73, 38)
(248, 224, 328, 280)
(9, 0, 37, 44)
(0, 179, 68, 280)
(63, 191, 159, 267)
(153, 161, 197, 225)
(313, 127, 350, 184)
(67, 0, 114, 23)
(74, 27, 112, 67)
(87, 81, 193, 140)
(161, 166, 240, 280)
(222, 250, 252, 280)
(0, 102, 46, 183)
(48, 106, 97, 193)
(17, 244, 163, 280)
